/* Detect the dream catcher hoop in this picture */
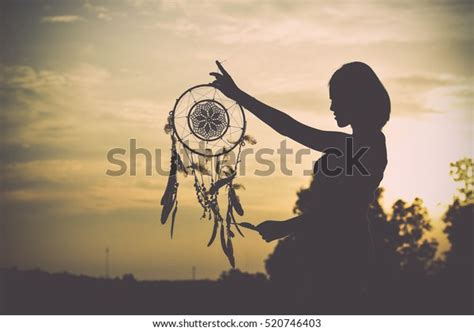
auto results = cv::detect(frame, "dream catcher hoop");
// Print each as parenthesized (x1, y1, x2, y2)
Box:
(161, 84, 256, 267)
(172, 84, 246, 157)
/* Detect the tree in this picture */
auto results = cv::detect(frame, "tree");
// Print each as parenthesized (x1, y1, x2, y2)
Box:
(264, 233, 305, 284)
(442, 158, 473, 275)
(266, 173, 439, 280)
(368, 188, 402, 278)
(218, 269, 267, 283)
(121, 273, 136, 283)
(388, 198, 438, 275)
(436, 158, 473, 313)
(448, 157, 473, 203)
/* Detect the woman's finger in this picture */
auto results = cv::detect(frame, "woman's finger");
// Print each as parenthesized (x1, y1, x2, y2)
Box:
(216, 60, 229, 77)
(209, 72, 224, 80)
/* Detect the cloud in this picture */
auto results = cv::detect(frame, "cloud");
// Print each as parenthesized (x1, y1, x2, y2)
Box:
(84, 1, 115, 21)
(0, 63, 114, 162)
(146, 1, 472, 47)
(391, 74, 455, 89)
(0, 65, 67, 91)
(385, 73, 472, 116)
(422, 83, 473, 115)
(145, 19, 201, 34)
(41, 15, 83, 23)
(0, 143, 76, 165)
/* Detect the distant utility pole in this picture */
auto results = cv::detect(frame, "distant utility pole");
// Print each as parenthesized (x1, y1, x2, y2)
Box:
(105, 247, 110, 279)
(192, 266, 196, 281)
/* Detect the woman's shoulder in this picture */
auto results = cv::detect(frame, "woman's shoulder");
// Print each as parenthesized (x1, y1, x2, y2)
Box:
(353, 131, 387, 171)
(353, 130, 385, 144)
(353, 131, 386, 152)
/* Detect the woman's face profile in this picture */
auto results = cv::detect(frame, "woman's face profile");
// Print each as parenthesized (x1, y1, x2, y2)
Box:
(329, 87, 352, 128)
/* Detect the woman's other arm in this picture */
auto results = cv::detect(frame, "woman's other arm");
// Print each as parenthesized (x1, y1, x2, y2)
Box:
(256, 215, 306, 242)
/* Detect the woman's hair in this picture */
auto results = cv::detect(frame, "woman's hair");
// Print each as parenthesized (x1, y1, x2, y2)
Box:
(329, 62, 390, 130)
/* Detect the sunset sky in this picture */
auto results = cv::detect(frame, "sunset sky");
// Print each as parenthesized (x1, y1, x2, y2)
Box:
(1, 0, 472, 280)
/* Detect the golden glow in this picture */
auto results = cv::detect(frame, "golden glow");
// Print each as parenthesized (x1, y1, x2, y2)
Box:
(1, 0, 471, 279)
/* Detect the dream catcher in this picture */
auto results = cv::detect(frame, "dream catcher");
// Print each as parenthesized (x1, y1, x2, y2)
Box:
(161, 84, 256, 267)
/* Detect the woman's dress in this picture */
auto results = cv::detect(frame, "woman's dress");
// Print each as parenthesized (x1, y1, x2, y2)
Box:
(299, 131, 387, 312)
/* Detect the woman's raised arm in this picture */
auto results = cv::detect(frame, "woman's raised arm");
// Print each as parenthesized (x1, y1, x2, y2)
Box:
(210, 61, 349, 152)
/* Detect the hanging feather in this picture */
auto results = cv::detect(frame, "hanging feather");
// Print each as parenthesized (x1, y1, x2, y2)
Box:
(193, 176, 206, 210)
(226, 235, 235, 268)
(164, 123, 172, 134)
(238, 222, 258, 231)
(207, 220, 219, 246)
(161, 186, 177, 224)
(233, 222, 244, 237)
(208, 198, 217, 215)
(229, 135, 257, 146)
(243, 134, 257, 145)
(229, 187, 244, 216)
(170, 200, 178, 238)
(176, 152, 188, 176)
(221, 165, 235, 177)
(226, 199, 244, 237)
(215, 157, 221, 176)
(160, 151, 177, 206)
(219, 222, 235, 268)
(220, 222, 227, 258)
(160, 143, 179, 224)
(209, 172, 236, 195)
(191, 162, 212, 176)
(232, 183, 245, 190)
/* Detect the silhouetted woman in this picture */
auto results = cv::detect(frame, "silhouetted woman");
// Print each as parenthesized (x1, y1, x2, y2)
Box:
(210, 61, 390, 313)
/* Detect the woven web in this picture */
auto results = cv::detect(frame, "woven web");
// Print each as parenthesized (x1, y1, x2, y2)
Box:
(189, 101, 228, 140)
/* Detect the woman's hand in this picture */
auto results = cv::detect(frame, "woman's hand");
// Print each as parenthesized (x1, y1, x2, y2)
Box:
(256, 220, 291, 243)
(210, 60, 242, 101)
